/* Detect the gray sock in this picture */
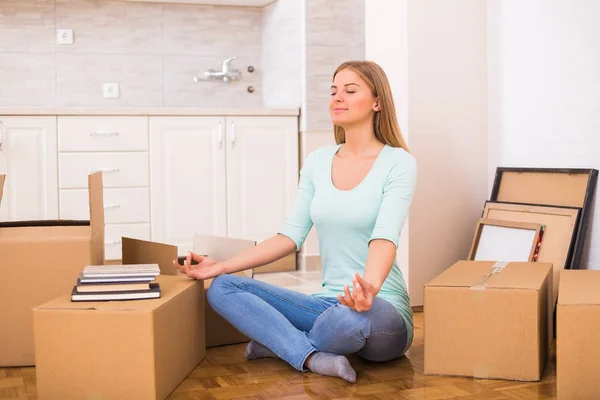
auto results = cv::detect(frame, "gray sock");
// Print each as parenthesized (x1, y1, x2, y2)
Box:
(306, 352, 356, 383)
(244, 340, 278, 360)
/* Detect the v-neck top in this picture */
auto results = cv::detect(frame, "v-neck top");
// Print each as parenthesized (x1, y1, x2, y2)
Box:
(279, 143, 418, 353)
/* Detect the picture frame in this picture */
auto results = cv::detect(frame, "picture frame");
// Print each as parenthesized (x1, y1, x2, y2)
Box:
(489, 167, 598, 269)
(468, 218, 544, 262)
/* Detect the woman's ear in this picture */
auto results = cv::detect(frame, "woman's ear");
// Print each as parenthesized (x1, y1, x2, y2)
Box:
(373, 101, 381, 112)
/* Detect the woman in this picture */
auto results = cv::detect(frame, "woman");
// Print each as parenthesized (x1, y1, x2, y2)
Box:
(173, 60, 417, 383)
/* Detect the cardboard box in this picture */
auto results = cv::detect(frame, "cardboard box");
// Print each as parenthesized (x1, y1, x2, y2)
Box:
(557, 270, 600, 399)
(121, 234, 255, 348)
(33, 275, 205, 400)
(0, 172, 105, 367)
(424, 260, 553, 381)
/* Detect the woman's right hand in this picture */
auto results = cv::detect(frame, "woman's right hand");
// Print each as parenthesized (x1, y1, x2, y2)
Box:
(172, 251, 224, 281)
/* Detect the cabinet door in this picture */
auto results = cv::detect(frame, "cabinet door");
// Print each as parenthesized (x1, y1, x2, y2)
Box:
(0, 116, 58, 220)
(225, 116, 299, 243)
(149, 116, 227, 255)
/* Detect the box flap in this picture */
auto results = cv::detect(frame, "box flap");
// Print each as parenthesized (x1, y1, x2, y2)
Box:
(0, 174, 5, 204)
(33, 275, 198, 312)
(122, 237, 179, 276)
(491, 168, 596, 208)
(558, 270, 600, 305)
(193, 234, 256, 278)
(425, 261, 552, 290)
(88, 172, 104, 235)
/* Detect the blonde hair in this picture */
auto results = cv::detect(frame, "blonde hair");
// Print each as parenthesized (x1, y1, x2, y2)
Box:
(332, 61, 409, 152)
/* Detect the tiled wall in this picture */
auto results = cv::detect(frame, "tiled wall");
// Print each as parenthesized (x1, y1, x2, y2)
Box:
(302, 0, 365, 132)
(0, 0, 262, 107)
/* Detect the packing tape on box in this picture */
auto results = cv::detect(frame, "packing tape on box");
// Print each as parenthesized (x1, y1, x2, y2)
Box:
(470, 262, 508, 379)
(470, 261, 508, 290)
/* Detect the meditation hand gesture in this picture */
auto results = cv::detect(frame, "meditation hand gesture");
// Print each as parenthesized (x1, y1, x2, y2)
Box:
(172, 251, 223, 281)
(338, 273, 377, 312)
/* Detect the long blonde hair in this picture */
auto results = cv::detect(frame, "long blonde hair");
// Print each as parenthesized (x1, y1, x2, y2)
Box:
(332, 61, 409, 152)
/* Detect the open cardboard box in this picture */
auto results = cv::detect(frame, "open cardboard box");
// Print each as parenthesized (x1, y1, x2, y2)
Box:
(121, 234, 255, 348)
(0, 172, 105, 367)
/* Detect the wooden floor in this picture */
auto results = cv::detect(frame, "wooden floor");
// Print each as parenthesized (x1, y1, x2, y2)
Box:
(0, 312, 556, 399)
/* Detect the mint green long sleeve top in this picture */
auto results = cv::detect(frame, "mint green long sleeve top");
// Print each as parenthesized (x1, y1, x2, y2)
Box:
(279, 143, 417, 354)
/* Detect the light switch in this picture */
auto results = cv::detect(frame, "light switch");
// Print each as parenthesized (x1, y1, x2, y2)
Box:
(103, 83, 120, 99)
(57, 29, 74, 45)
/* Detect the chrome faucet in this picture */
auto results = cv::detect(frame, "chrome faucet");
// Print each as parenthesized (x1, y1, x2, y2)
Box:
(194, 56, 242, 83)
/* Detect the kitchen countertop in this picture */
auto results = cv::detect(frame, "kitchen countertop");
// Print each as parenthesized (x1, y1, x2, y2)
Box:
(0, 106, 300, 117)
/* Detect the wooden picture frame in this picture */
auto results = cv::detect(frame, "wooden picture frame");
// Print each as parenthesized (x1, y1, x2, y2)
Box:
(468, 218, 544, 262)
(481, 202, 580, 305)
(490, 167, 598, 269)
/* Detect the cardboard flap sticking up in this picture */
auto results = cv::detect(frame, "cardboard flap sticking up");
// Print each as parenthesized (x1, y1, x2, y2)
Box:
(122, 237, 179, 276)
(558, 270, 600, 306)
(88, 172, 104, 234)
(193, 234, 256, 278)
(0, 174, 5, 204)
(425, 261, 552, 290)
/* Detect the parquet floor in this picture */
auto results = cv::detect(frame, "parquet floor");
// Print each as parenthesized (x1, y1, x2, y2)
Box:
(0, 312, 557, 400)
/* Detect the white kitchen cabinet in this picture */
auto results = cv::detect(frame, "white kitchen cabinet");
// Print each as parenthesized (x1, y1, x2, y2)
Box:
(225, 116, 299, 242)
(149, 116, 298, 256)
(149, 116, 227, 254)
(0, 116, 58, 221)
(57, 116, 151, 260)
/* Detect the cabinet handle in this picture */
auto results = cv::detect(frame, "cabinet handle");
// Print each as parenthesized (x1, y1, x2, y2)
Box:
(103, 204, 121, 209)
(89, 131, 119, 137)
(105, 239, 122, 246)
(231, 120, 235, 149)
(218, 121, 223, 149)
(89, 168, 120, 174)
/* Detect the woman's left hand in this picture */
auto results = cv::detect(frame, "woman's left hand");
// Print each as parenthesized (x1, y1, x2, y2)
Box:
(338, 273, 377, 312)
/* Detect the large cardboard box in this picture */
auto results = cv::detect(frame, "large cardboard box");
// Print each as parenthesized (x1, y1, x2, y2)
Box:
(557, 270, 600, 399)
(0, 172, 105, 367)
(33, 275, 205, 400)
(121, 234, 255, 348)
(424, 260, 553, 381)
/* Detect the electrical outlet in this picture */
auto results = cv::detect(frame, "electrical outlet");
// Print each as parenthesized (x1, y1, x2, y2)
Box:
(103, 83, 120, 99)
(57, 29, 74, 45)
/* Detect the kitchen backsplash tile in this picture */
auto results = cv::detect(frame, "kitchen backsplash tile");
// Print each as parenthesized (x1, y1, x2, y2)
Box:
(305, 0, 365, 48)
(0, 0, 364, 114)
(0, 0, 55, 53)
(163, 4, 260, 58)
(54, 0, 163, 55)
(0, 0, 261, 107)
(164, 55, 262, 107)
(0, 53, 55, 106)
(57, 54, 163, 107)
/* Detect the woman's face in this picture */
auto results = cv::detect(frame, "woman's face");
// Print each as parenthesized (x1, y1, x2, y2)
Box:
(329, 68, 378, 128)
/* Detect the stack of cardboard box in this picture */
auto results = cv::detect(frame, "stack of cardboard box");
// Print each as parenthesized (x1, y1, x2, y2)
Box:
(424, 167, 599, 388)
(0, 172, 262, 399)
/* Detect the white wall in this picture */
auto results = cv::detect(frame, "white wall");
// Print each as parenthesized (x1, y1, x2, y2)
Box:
(365, 0, 410, 285)
(488, 0, 600, 269)
(366, 0, 489, 306)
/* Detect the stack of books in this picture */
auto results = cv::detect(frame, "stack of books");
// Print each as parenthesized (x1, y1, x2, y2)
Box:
(70, 264, 162, 302)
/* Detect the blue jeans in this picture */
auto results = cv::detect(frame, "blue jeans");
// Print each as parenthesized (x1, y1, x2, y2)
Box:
(206, 274, 408, 372)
